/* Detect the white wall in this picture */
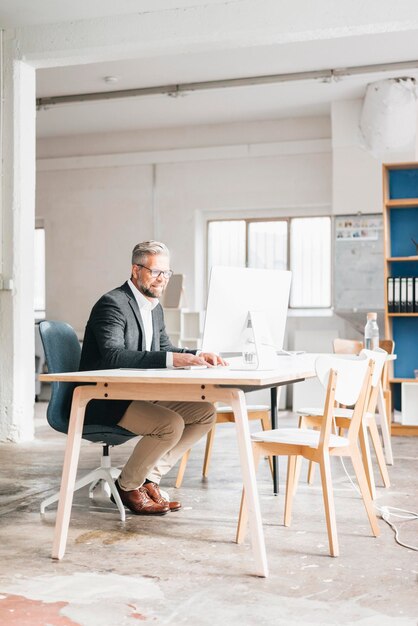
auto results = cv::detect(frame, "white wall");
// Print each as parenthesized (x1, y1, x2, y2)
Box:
(36, 117, 333, 333)
(36, 165, 154, 333)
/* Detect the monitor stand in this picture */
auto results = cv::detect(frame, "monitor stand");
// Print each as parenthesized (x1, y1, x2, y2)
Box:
(229, 311, 280, 371)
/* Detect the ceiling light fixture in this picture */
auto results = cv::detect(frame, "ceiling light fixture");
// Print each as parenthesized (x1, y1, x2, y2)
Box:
(360, 77, 418, 155)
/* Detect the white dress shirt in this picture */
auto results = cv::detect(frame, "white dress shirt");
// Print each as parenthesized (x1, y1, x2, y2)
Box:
(127, 279, 173, 366)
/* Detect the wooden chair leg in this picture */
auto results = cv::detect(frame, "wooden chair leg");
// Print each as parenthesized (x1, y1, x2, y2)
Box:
(260, 414, 274, 478)
(293, 456, 302, 495)
(236, 445, 262, 544)
(358, 422, 376, 500)
(349, 448, 380, 537)
(319, 454, 339, 557)
(175, 448, 191, 488)
(298, 415, 316, 485)
(307, 461, 316, 485)
(368, 419, 390, 488)
(202, 424, 216, 478)
(284, 455, 297, 527)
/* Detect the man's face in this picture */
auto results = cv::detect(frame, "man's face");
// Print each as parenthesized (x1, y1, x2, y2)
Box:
(131, 253, 171, 299)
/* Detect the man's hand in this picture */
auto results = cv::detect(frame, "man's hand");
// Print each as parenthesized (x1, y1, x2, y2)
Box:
(199, 352, 228, 367)
(172, 352, 228, 368)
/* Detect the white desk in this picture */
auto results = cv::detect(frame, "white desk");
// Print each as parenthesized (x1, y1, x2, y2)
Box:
(40, 354, 317, 577)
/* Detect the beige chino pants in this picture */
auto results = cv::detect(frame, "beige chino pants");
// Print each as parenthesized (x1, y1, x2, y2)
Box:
(117, 400, 216, 490)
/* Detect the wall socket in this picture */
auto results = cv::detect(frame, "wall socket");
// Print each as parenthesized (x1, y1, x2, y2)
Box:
(0, 277, 14, 290)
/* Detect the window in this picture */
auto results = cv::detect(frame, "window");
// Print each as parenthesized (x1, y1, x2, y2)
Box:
(248, 221, 287, 270)
(207, 216, 331, 308)
(208, 220, 246, 269)
(34, 227, 46, 319)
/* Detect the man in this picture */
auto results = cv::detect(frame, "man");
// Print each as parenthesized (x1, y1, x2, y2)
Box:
(80, 241, 226, 516)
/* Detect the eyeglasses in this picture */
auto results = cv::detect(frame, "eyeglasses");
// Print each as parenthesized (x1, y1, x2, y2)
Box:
(136, 264, 173, 279)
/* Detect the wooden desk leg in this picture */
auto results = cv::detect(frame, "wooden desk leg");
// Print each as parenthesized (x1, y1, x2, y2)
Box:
(230, 389, 268, 578)
(377, 382, 393, 466)
(52, 387, 88, 560)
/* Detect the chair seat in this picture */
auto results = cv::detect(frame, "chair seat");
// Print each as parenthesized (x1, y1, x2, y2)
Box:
(297, 407, 374, 420)
(82, 424, 136, 445)
(251, 427, 349, 449)
(216, 404, 269, 414)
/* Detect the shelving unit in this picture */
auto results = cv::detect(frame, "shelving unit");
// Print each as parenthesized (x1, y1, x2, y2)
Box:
(383, 163, 418, 436)
(163, 308, 202, 349)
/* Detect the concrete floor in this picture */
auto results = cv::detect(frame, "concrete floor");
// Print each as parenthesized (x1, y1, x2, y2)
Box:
(0, 402, 417, 626)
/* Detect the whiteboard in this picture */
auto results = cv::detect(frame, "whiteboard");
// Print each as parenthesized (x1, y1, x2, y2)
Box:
(334, 214, 384, 311)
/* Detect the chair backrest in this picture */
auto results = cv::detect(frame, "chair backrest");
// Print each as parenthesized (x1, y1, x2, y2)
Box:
(315, 354, 373, 449)
(378, 339, 394, 391)
(334, 338, 394, 357)
(360, 348, 388, 413)
(360, 348, 387, 387)
(333, 338, 363, 355)
(39, 321, 81, 434)
(379, 339, 394, 355)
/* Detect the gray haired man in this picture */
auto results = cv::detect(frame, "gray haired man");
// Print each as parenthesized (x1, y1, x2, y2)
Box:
(80, 241, 226, 515)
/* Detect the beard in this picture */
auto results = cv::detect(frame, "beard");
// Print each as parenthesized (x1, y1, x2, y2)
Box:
(140, 283, 164, 298)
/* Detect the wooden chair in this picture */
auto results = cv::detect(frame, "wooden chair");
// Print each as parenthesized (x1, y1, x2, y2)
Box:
(236, 354, 380, 557)
(334, 338, 394, 460)
(175, 404, 271, 488)
(298, 349, 390, 500)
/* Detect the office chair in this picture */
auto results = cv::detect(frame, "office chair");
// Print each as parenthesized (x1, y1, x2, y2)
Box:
(39, 320, 136, 521)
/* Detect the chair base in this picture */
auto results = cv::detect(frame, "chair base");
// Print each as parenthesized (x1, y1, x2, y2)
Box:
(40, 463, 126, 521)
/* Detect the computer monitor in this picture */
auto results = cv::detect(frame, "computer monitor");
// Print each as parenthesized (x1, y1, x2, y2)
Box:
(201, 266, 292, 368)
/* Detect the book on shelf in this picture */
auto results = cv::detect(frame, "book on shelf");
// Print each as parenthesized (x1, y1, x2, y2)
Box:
(415, 277, 418, 313)
(387, 277, 394, 313)
(393, 277, 400, 312)
(407, 277, 414, 313)
(400, 277, 407, 313)
(389, 276, 418, 313)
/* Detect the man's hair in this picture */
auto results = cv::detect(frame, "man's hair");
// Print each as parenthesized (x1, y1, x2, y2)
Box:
(131, 241, 170, 265)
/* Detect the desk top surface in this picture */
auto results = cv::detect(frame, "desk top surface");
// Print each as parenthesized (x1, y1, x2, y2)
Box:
(39, 353, 319, 387)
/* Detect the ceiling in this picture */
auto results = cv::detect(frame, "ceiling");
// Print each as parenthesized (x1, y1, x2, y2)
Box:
(4, 2, 418, 137)
(0, 0, 221, 27)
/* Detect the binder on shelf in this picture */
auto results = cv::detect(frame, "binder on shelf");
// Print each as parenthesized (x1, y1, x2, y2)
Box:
(393, 277, 401, 313)
(406, 277, 414, 313)
(415, 277, 418, 313)
(387, 277, 394, 313)
(400, 277, 407, 313)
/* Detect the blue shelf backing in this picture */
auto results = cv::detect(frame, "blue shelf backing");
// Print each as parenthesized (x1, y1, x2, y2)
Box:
(389, 168, 418, 199)
(392, 317, 418, 378)
(389, 208, 418, 257)
(390, 262, 418, 278)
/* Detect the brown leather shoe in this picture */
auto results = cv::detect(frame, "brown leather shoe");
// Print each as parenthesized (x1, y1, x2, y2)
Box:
(111, 480, 169, 515)
(143, 481, 182, 512)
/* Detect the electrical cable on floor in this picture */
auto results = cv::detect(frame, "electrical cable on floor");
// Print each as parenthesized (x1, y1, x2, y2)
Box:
(339, 457, 418, 551)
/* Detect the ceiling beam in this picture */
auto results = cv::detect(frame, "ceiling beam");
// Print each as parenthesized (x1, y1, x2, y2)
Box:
(36, 58, 418, 109)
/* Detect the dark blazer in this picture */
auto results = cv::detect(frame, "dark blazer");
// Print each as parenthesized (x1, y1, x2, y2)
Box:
(80, 281, 196, 426)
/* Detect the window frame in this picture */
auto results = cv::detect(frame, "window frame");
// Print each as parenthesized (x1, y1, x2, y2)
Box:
(206, 214, 333, 310)
(34, 224, 46, 320)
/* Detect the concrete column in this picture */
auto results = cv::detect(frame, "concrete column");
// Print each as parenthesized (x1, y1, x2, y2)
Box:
(0, 36, 36, 442)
